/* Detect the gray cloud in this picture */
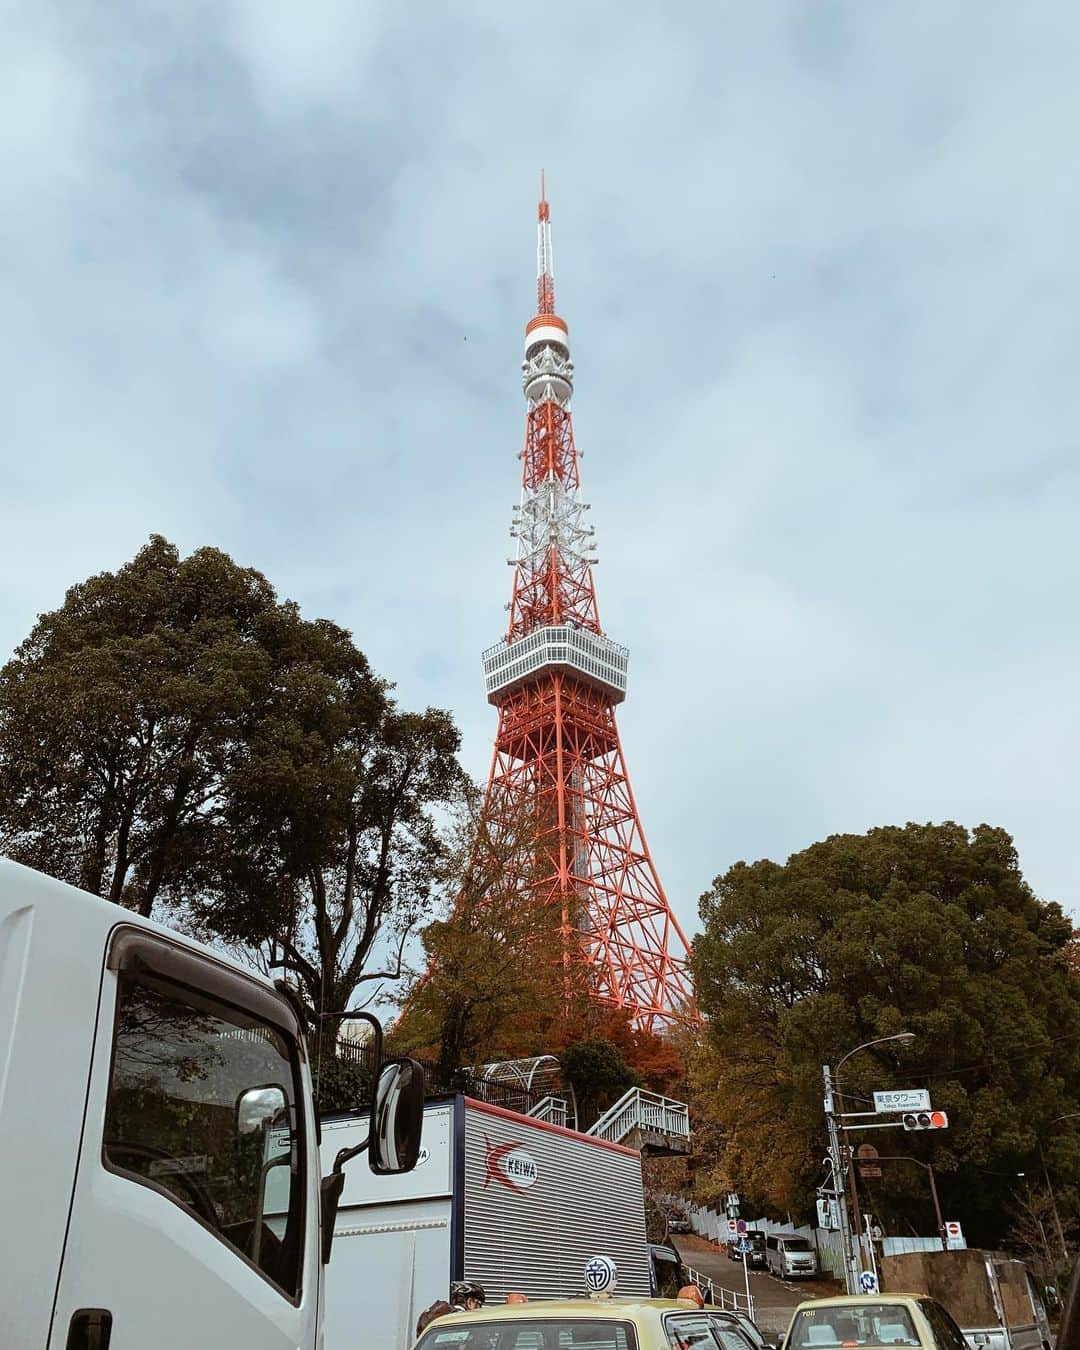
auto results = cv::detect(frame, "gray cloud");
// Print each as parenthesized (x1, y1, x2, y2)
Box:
(2, 1, 1079, 943)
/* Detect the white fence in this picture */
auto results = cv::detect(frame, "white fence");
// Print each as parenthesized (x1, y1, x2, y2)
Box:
(684, 1205, 943, 1280)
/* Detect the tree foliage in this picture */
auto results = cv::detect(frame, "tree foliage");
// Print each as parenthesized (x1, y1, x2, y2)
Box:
(0, 536, 463, 1018)
(691, 822, 1080, 1247)
(394, 787, 577, 1074)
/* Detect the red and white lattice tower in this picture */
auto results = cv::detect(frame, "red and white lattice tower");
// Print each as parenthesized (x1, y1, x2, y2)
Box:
(478, 180, 696, 1030)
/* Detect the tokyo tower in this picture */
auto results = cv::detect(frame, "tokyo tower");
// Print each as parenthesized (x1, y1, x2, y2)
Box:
(478, 180, 696, 1030)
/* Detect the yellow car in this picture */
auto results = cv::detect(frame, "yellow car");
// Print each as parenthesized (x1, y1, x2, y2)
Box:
(412, 1295, 768, 1350)
(780, 1295, 969, 1350)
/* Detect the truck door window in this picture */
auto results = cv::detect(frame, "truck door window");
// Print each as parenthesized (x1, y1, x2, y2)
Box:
(102, 969, 305, 1300)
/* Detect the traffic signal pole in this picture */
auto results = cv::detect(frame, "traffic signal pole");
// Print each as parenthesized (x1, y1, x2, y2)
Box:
(824, 1065, 859, 1294)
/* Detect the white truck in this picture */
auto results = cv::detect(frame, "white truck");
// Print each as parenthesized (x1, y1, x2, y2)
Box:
(0, 858, 424, 1349)
(318, 1095, 652, 1347)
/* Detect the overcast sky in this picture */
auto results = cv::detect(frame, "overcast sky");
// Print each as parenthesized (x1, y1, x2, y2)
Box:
(3, 3, 1079, 941)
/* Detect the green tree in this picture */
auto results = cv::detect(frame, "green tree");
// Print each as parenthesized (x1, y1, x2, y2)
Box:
(0, 537, 463, 1021)
(0, 536, 281, 914)
(692, 822, 1080, 1246)
(560, 1039, 641, 1128)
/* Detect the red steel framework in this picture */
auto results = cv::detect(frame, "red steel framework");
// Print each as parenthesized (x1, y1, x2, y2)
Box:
(478, 179, 696, 1030)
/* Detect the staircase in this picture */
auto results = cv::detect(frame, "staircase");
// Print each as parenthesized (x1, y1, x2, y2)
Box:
(527, 1095, 573, 1129)
(585, 1087, 691, 1155)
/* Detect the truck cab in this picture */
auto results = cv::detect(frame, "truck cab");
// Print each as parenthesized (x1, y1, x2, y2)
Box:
(0, 858, 421, 1349)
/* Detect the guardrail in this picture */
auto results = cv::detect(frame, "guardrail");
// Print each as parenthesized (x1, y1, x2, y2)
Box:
(682, 1262, 754, 1321)
(587, 1088, 691, 1146)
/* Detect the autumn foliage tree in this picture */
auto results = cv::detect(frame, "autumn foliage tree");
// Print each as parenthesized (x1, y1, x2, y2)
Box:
(691, 822, 1080, 1247)
(394, 787, 580, 1075)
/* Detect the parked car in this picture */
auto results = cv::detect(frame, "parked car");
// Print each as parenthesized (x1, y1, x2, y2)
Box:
(727, 1230, 767, 1269)
(668, 1211, 693, 1234)
(649, 1240, 690, 1299)
(780, 1295, 972, 1350)
(766, 1232, 818, 1279)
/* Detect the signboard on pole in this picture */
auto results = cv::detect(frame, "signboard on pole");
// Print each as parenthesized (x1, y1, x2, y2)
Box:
(857, 1144, 882, 1178)
(726, 1219, 738, 1236)
(873, 1089, 931, 1113)
(944, 1221, 965, 1250)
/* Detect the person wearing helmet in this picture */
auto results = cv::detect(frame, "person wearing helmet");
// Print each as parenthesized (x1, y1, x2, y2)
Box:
(449, 1280, 486, 1312)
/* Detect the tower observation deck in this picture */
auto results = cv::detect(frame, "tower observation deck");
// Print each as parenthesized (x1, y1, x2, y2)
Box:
(476, 178, 696, 1030)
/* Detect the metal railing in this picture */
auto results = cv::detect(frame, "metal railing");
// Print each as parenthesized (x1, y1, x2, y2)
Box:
(587, 1088, 691, 1146)
(682, 1263, 755, 1320)
(527, 1096, 572, 1129)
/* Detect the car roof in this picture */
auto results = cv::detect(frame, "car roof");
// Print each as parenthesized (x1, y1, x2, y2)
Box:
(430, 1297, 706, 1324)
(793, 1295, 924, 1309)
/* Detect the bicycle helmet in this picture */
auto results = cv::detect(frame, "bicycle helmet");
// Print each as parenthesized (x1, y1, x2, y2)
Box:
(450, 1280, 486, 1307)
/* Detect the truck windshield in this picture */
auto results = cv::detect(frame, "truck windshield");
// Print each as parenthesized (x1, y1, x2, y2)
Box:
(747, 1233, 765, 1249)
(103, 970, 305, 1299)
(788, 1305, 919, 1349)
(782, 1239, 813, 1252)
(417, 1318, 638, 1349)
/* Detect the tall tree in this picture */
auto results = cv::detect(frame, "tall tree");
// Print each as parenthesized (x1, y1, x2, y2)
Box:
(394, 787, 580, 1075)
(0, 536, 280, 915)
(0, 536, 463, 1020)
(692, 822, 1080, 1246)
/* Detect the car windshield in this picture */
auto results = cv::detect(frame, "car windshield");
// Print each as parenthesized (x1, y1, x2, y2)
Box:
(747, 1234, 765, 1249)
(416, 1317, 639, 1349)
(783, 1239, 813, 1252)
(787, 1305, 920, 1349)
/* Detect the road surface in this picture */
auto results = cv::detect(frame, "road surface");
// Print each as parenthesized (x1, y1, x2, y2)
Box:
(675, 1234, 839, 1338)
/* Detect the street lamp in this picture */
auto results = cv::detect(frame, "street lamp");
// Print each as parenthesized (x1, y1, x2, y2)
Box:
(834, 1033, 917, 1279)
(1040, 1113, 1080, 1264)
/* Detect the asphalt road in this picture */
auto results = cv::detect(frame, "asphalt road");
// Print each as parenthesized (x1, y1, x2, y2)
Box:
(675, 1235, 840, 1339)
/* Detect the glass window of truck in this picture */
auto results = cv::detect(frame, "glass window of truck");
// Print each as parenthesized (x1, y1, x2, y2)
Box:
(102, 969, 305, 1299)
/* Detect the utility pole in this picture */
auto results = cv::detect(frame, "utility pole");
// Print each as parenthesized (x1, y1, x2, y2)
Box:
(824, 1064, 858, 1294)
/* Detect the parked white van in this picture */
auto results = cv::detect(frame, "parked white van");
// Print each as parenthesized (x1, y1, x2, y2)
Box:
(766, 1232, 818, 1279)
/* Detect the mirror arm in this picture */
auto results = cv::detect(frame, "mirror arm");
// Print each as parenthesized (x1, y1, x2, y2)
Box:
(332, 1138, 371, 1174)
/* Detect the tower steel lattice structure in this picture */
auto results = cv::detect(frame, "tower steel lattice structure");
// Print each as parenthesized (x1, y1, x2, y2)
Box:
(478, 181, 696, 1030)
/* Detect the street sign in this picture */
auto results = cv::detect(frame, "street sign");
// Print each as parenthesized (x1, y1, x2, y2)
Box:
(873, 1089, 931, 1113)
(945, 1220, 965, 1251)
(817, 1196, 840, 1231)
(859, 1271, 880, 1294)
(726, 1219, 738, 1236)
(736, 1219, 747, 1234)
(857, 1143, 882, 1178)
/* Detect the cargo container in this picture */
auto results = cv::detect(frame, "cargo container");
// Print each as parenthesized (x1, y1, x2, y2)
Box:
(320, 1095, 651, 1348)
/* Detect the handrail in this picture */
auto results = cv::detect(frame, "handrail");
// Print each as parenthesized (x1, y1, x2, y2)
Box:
(528, 1095, 571, 1129)
(587, 1088, 691, 1144)
(682, 1262, 754, 1321)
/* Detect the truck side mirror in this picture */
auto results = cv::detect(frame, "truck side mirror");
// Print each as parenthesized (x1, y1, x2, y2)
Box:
(321, 1056, 426, 1263)
(369, 1058, 425, 1175)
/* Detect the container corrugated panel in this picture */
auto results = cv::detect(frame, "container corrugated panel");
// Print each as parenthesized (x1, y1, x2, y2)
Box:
(463, 1099, 650, 1302)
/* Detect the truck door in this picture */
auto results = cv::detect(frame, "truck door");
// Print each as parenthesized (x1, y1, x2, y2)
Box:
(50, 926, 319, 1349)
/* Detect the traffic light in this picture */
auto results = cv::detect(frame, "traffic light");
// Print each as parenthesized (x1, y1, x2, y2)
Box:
(902, 1110, 948, 1131)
